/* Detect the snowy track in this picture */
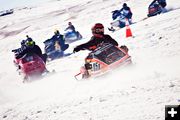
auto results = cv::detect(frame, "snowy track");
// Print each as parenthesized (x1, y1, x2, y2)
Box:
(0, 0, 180, 120)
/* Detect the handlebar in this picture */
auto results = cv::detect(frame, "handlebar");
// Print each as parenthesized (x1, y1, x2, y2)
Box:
(12, 49, 19, 52)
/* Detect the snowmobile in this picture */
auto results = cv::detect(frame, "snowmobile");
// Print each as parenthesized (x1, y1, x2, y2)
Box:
(43, 39, 69, 61)
(74, 43, 132, 80)
(0, 9, 13, 17)
(108, 11, 132, 32)
(64, 29, 83, 44)
(12, 50, 48, 82)
(147, 2, 162, 17)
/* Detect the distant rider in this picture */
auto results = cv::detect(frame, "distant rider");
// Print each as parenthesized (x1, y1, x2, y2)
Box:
(65, 22, 76, 32)
(150, 0, 167, 8)
(119, 3, 133, 20)
(110, 3, 132, 31)
(50, 30, 68, 51)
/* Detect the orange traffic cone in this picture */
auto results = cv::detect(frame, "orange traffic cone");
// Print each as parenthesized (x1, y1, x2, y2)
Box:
(125, 18, 133, 38)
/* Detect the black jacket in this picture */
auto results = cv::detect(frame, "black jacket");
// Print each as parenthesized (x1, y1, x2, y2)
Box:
(119, 6, 132, 19)
(65, 25, 75, 32)
(16, 45, 42, 59)
(74, 34, 118, 52)
(51, 34, 65, 46)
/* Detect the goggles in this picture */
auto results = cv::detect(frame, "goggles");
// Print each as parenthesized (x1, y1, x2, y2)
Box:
(26, 41, 34, 46)
(93, 28, 104, 33)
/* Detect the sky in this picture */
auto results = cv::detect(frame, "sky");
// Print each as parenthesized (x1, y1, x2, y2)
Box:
(0, 0, 50, 11)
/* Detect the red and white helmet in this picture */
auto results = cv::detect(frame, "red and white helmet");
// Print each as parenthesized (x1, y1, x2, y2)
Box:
(91, 23, 104, 35)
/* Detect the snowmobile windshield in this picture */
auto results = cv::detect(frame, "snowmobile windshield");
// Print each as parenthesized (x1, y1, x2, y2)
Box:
(92, 45, 126, 65)
(21, 53, 36, 63)
(65, 29, 73, 33)
(44, 39, 54, 45)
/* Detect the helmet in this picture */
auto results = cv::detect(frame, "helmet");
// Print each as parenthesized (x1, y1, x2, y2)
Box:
(68, 22, 72, 25)
(21, 40, 26, 46)
(25, 38, 35, 47)
(123, 3, 127, 8)
(91, 23, 104, 35)
(26, 35, 33, 41)
(54, 29, 60, 35)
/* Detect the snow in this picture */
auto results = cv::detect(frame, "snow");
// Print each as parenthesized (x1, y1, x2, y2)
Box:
(0, 0, 180, 120)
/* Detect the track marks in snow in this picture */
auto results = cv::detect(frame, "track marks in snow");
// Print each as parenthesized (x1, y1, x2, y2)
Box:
(0, 26, 30, 39)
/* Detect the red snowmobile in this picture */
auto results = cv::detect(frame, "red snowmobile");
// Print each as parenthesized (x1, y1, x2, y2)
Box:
(12, 50, 47, 82)
(74, 43, 132, 80)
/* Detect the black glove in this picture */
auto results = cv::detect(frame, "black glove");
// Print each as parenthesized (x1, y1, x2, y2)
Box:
(73, 46, 81, 53)
(120, 45, 128, 52)
(12, 49, 18, 52)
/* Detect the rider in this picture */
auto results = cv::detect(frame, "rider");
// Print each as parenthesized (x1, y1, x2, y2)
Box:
(119, 3, 133, 20)
(51, 30, 68, 51)
(21, 39, 26, 47)
(65, 22, 76, 32)
(15, 36, 47, 63)
(73, 23, 118, 53)
(110, 3, 132, 30)
(150, 0, 167, 8)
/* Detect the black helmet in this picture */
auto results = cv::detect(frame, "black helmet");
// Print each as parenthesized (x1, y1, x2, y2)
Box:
(25, 37, 35, 47)
(54, 29, 60, 35)
(91, 23, 104, 35)
(21, 40, 26, 46)
(123, 3, 127, 8)
(68, 22, 72, 25)
(26, 35, 33, 41)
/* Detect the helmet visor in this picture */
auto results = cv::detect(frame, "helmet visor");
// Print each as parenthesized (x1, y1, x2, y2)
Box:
(94, 28, 104, 33)
(26, 41, 34, 46)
